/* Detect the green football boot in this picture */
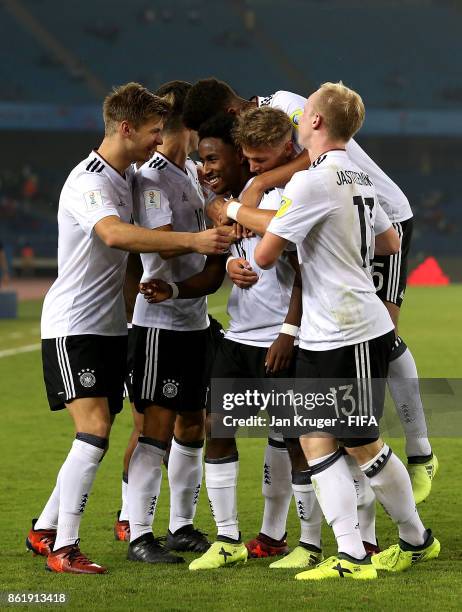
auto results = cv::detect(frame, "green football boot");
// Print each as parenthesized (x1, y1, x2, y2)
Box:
(270, 545, 323, 569)
(189, 539, 248, 571)
(371, 530, 440, 572)
(295, 554, 377, 581)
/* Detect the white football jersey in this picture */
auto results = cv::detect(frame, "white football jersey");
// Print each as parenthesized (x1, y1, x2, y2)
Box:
(267, 150, 394, 351)
(41, 151, 134, 339)
(132, 153, 209, 331)
(257, 91, 412, 222)
(226, 182, 296, 347)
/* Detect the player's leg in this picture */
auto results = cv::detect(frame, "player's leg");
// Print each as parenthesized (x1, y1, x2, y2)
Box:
(246, 435, 292, 559)
(374, 219, 437, 502)
(165, 409, 210, 552)
(294, 346, 376, 581)
(30, 335, 126, 574)
(114, 405, 143, 541)
(344, 331, 439, 572)
(189, 339, 251, 570)
(127, 325, 185, 564)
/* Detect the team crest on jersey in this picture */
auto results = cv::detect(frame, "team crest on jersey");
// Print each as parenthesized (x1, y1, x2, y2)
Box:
(275, 196, 292, 218)
(162, 379, 179, 398)
(290, 109, 303, 127)
(84, 189, 103, 212)
(144, 189, 161, 210)
(78, 369, 96, 388)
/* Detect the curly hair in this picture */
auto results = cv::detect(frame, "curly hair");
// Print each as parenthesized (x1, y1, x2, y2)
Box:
(198, 112, 237, 146)
(182, 78, 237, 130)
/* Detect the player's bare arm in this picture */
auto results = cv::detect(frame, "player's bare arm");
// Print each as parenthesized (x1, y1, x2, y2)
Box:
(123, 252, 143, 322)
(254, 232, 288, 270)
(374, 226, 400, 256)
(140, 255, 226, 303)
(221, 200, 276, 235)
(94, 215, 232, 255)
(240, 150, 310, 208)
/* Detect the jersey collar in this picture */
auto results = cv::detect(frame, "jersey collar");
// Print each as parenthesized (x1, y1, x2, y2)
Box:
(90, 149, 128, 185)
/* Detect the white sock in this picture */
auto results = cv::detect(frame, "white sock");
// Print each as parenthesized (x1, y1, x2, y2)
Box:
(168, 438, 203, 534)
(205, 457, 239, 541)
(388, 345, 432, 457)
(53, 436, 105, 550)
(360, 445, 427, 546)
(260, 442, 292, 541)
(344, 455, 377, 546)
(292, 477, 323, 549)
(310, 451, 365, 559)
(119, 472, 129, 522)
(128, 437, 165, 542)
(35, 479, 61, 531)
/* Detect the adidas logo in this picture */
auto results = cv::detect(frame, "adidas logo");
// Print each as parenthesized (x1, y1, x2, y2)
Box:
(79, 493, 89, 513)
(263, 463, 271, 485)
(147, 495, 157, 516)
(297, 500, 305, 519)
(208, 498, 215, 518)
(193, 484, 201, 505)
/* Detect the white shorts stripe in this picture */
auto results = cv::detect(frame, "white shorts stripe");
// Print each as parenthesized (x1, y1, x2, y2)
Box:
(355, 344, 363, 416)
(150, 329, 160, 399)
(61, 337, 76, 397)
(56, 338, 70, 400)
(142, 328, 153, 398)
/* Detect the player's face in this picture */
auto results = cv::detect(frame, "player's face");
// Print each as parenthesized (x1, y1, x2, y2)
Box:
(198, 137, 243, 195)
(242, 140, 292, 175)
(132, 117, 164, 163)
(298, 93, 318, 149)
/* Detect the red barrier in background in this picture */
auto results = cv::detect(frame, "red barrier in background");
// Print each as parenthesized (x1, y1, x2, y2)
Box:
(408, 257, 450, 286)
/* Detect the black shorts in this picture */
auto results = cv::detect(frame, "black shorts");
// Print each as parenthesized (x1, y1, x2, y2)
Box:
(42, 334, 128, 414)
(373, 217, 413, 307)
(132, 325, 211, 413)
(295, 330, 395, 444)
(123, 327, 135, 403)
(211, 338, 296, 380)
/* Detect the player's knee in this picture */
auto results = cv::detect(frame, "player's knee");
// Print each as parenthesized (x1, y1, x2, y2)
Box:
(284, 437, 309, 472)
(345, 438, 383, 464)
(205, 437, 236, 460)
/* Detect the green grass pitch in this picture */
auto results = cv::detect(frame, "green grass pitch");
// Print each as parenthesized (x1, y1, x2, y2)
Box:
(0, 286, 461, 611)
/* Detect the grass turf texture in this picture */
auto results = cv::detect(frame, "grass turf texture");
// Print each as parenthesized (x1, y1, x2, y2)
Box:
(0, 286, 461, 611)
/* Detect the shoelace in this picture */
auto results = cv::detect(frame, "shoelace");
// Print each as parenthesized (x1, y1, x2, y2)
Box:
(377, 545, 400, 567)
(62, 540, 94, 566)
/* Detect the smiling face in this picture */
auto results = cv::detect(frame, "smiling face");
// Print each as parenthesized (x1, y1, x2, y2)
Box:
(241, 139, 294, 175)
(198, 136, 246, 195)
(129, 116, 164, 163)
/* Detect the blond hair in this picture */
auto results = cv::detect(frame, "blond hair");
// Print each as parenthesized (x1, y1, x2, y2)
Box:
(102, 82, 171, 135)
(313, 82, 365, 141)
(232, 106, 292, 148)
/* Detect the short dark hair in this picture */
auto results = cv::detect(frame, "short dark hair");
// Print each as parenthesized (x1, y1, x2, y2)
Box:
(103, 82, 170, 135)
(155, 80, 191, 132)
(183, 78, 237, 130)
(198, 112, 237, 147)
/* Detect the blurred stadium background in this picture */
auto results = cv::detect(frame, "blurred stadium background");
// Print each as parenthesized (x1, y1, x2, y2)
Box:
(0, 0, 461, 290)
(1, 2, 461, 608)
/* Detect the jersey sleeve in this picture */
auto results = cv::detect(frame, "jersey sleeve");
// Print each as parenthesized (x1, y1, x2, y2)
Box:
(266, 170, 330, 245)
(374, 202, 392, 235)
(133, 171, 172, 229)
(70, 173, 121, 236)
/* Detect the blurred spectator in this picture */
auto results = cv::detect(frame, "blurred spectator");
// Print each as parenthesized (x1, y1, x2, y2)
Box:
(0, 241, 10, 286)
(138, 6, 157, 24)
(20, 243, 36, 277)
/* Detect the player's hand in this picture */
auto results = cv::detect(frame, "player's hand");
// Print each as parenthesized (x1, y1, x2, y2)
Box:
(192, 226, 234, 255)
(139, 279, 173, 303)
(206, 196, 229, 227)
(227, 258, 258, 289)
(265, 333, 295, 374)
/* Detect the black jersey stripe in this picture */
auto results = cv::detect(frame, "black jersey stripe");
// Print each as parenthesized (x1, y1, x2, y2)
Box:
(86, 158, 99, 171)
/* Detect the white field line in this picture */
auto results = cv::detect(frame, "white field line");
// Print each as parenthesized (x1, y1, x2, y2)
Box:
(0, 343, 41, 359)
(0, 309, 226, 359)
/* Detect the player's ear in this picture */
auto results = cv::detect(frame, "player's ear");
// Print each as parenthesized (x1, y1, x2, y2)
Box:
(120, 120, 132, 137)
(312, 113, 322, 130)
